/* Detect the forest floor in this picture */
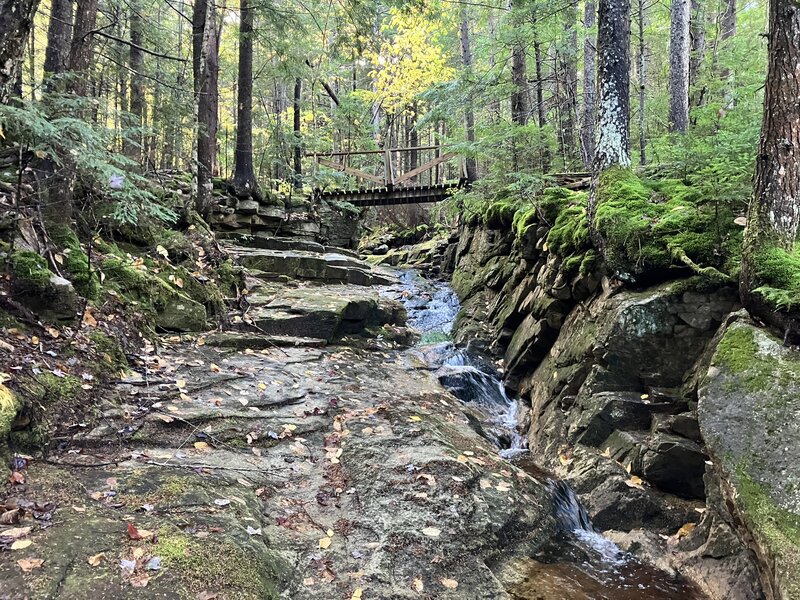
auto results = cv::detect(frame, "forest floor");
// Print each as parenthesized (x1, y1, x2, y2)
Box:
(0, 242, 557, 600)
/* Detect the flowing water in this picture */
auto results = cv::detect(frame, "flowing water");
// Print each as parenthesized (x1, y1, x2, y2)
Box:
(388, 270, 702, 600)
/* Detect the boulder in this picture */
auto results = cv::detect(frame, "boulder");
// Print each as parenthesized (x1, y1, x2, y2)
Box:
(155, 295, 207, 332)
(699, 315, 800, 599)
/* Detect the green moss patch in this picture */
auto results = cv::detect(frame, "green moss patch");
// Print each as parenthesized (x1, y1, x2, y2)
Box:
(9, 251, 52, 290)
(50, 225, 100, 299)
(593, 167, 740, 278)
(153, 527, 280, 598)
(751, 245, 800, 311)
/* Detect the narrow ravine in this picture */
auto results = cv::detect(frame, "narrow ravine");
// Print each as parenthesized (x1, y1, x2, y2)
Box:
(386, 270, 704, 599)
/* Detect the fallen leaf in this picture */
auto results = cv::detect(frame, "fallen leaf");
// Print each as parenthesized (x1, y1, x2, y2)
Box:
(351, 589, 363, 600)
(127, 523, 142, 540)
(676, 522, 697, 538)
(209, 363, 221, 373)
(326, 529, 335, 537)
(319, 537, 332, 549)
(82, 310, 98, 327)
(194, 441, 211, 452)
(421, 527, 440, 538)
(408, 415, 422, 422)
(213, 499, 231, 507)
(17, 558, 43, 571)
(88, 553, 105, 566)
(156, 245, 169, 259)
(625, 475, 645, 490)
(1, 526, 31, 539)
(10, 539, 32, 550)
(130, 574, 150, 588)
(413, 577, 424, 592)
(441, 578, 458, 589)
(600, 447, 611, 458)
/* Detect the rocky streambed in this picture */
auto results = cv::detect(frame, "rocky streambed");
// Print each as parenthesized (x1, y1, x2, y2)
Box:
(0, 233, 792, 599)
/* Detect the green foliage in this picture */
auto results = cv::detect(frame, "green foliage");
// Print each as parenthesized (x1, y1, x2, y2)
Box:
(751, 246, 800, 310)
(0, 97, 176, 225)
(50, 226, 100, 299)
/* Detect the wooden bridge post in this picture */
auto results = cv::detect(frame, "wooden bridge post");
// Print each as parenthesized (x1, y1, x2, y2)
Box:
(383, 148, 395, 187)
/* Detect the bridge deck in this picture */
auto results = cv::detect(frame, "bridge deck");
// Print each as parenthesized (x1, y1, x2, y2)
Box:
(315, 181, 464, 207)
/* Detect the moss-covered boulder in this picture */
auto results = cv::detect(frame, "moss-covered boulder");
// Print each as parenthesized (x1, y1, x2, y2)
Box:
(0, 384, 21, 457)
(699, 315, 800, 599)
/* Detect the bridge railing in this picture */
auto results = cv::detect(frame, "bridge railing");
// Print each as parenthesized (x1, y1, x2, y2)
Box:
(309, 146, 465, 191)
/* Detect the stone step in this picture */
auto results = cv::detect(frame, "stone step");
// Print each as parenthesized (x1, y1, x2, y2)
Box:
(204, 331, 328, 349)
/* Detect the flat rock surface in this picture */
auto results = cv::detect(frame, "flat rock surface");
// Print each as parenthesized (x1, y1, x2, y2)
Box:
(0, 263, 557, 599)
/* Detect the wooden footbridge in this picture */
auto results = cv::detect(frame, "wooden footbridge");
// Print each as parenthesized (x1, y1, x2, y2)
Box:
(310, 145, 467, 207)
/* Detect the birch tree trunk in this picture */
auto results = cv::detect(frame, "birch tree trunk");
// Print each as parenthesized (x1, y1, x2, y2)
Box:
(740, 0, 800, 336)
(668, 0, 691, 132)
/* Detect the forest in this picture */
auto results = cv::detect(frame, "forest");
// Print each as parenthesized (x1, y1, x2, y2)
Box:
(0, 0, 799, 598)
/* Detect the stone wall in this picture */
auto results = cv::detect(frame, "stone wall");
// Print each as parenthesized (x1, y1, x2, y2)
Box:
(446, 217, 770, 599)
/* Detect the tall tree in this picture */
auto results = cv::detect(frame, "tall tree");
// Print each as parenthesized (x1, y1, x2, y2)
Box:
(668, 0, 691, 132)
(293, 77, 302, 191)
(581, 0, 596, 168)
(689, 0, 706, 107)
(509, 1, 528, 128)
(229, 0, 261, 199)
(68, 0, 98, 98)
(740, 0, 800, 336)
(558, 6, 579, 165)
(127, 0, 145, 163)
(43, 0, 72, 82)
(459, 8, 478, 182)
(0, 0, 40, 103)
(636, 0, 647, 164)
(192, 0, 220, 216)
(720, 0, 736, 107)
(592, 0, 631, 172)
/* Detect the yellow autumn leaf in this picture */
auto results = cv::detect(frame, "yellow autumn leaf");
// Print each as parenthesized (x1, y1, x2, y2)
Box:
(676, 522, 697, 538)
(319, 537, 332, 549)
(194, 441, 211, 452)
(10, 539, 32, 550)
(440, 578, 458, 589)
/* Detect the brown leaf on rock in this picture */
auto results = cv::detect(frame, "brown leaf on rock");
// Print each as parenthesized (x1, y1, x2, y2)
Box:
(88, 552, 105, 566)
(127, 523, 142, 540)
(17, 558, 44, 572)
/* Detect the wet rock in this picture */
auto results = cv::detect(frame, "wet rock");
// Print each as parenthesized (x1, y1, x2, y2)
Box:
(640, 434, 707, 499)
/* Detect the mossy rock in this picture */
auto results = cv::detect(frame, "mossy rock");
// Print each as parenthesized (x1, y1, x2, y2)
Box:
(0, 384, 22, 457)
(699, 317, 800, 599)
(593, 167, 740, 279)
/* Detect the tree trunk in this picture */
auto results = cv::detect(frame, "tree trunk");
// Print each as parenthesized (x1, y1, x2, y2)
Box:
(560, 5, 579, 165)
(689, 0, 707, 107)
(127, 0, 145, 163)
(43, 0, 72, 86)
(668, 0, 691, 132)
(293, 77, 302, 191)
(68, 0, 98, 98)
(720, 0, 736, 108)
(593, 0, 631, 172)
(230, 0, 260, 199)
(740, 0, 800, 336)
(533, 18, 550, 172)
(459, 9, 478, 182)
(0, 0, 40, 104)
(192, 0, 219, 216)
(637, 0, 647, 164)
(581, 0, 597, 168)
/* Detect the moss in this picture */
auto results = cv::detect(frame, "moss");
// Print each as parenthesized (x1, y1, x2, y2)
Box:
(88, 331, 128, 374)
(751, 246, 800, 311)
(482, 198, 521, 229)
(712, 324, 800, 393)
(9, 251, 52, 290)
(420, 331, 452, 345)
(153, 527, 280, 598)
(714, 326, 760, 375)
(50, 226, 100, 299)
(38, 372, 82, 403)
(593, 167, 739, 278)
(736, 468, 800, 598)
(0, 384, 21, 443)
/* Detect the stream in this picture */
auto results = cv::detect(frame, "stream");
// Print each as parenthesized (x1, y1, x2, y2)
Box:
(388, 270, 702, 600)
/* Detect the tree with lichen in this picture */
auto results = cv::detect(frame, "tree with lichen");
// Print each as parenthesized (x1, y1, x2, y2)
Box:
(0, 0, 40, 104)
(588, 0, 631, 254)
(740, 0, 800, 340)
